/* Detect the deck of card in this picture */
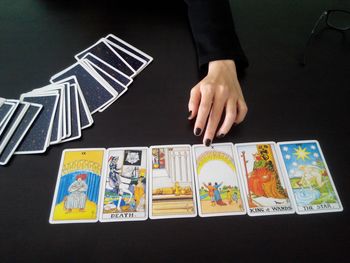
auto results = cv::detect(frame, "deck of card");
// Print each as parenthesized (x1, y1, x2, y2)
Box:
(0, 34, 152, 166)
(48, 140, 343, 224)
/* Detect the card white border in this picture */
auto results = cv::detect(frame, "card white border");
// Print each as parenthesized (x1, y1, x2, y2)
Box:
(83, 53, 133, 87)
(74, 38, 136, 78)
(15, 92, 59, 154)
(0, 102, 30, 155)
(0, 97, 5, 107)
(105, 34, 153, 65)
(0, 103, 42, 165)
(0, 100, 20, 136)
(31, 83, 65, 144)
(60, 84, 82, 143)
(50, 61, 118, 115)
(104, 40, 147, 75)
(51, 76, 93, 130)
(50, 79, 71, 138)
(0, 101, 17, 128)
(60, 83, 67, 139)
(81, 59, 128, 113)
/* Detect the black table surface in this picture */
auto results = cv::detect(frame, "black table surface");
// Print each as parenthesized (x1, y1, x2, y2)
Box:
(1, 0, 349, 262)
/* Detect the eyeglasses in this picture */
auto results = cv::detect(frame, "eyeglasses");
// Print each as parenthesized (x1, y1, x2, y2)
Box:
(301, 9, 350, 66)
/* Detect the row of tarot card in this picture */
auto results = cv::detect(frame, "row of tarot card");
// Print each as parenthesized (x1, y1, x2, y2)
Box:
(0, 34, 152, 166)
(49, 140, 343, 224)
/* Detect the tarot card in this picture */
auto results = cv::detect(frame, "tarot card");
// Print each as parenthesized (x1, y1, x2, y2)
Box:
(83, 53, 133, 87)
(0, 100, 17, 129)
(235, 142, 295, 216)
(100, 147, 148, 222)
(31, 83, 66, 144)
(82, 60, 128, 112)
(75, 39, 135, 77)
(277, 140, 343, 214)
(50, 61, 117, 114)
(0, 103, 42, 165)
(192, 143, 246, 217)
(74, 81, 93, 130)
(52, 77, 93, 130)
(0, 100, 20, 137)
(149, 145, 197, 219)
(49, 148, 106, 224)
(0, 102, 29, 155)
(15, 92, 59, 154)
(60, 84, 81, 143)
(105, 34, 153, 65)
(104, 40, 147, 74)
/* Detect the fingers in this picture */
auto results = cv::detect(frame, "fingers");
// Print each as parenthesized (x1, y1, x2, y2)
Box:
(235, 99, 248, 124)
(216, 98, 237, 137)
(188, 85, 201, 120)
(193, 84, 215, 137)
(203, 95, 226, 146)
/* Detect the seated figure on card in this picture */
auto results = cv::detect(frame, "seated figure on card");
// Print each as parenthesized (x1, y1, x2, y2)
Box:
(64, 174, 88, 212)
(248, 154, 286, 199)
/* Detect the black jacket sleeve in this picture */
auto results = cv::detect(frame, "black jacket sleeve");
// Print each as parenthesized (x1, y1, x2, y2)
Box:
(184, 0, 248, 72)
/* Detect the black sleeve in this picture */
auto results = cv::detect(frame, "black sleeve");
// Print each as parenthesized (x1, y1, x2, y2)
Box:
(184, 0, 248, 72)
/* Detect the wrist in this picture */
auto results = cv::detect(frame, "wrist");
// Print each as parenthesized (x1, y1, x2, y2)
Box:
(208, 59, 236, 75)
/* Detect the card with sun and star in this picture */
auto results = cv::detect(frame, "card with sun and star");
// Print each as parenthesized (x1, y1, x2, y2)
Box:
(277, 140, 343, 214)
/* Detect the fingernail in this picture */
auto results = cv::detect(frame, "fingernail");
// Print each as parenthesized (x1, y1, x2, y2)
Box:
(217, 133, 225, 139)
(188, 111, 192, 119)
(205, 139, 211, 147)
(195, 128, 201, 136)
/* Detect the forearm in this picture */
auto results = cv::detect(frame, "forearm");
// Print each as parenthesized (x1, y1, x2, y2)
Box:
(184, 0, 248, 70)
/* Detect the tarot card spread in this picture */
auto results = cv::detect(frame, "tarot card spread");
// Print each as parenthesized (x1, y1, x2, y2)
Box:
(100, 148, 148, 222)
(278, 140, 342, 214)
(235, 142, 294, 216)
(150, 145, 197, 219)
(49, 149, 105, 224)
(193, 143, 246, 217)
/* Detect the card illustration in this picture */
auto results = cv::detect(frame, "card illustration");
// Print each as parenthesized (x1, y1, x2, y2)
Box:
(100, 148, 147, 221)
(193, 144, 246, 217)
(50, 149, 105, 223)
(150, 145, 196, 219)
(278, 141, 342, 214)
(236, 142, 294, 216)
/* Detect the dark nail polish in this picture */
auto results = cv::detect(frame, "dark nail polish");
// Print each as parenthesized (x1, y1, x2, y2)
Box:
(188, 111, 192, 118)
(205, 139, 211, 147)
(217, 133, 225, 139)
(195, 128, 201, 136)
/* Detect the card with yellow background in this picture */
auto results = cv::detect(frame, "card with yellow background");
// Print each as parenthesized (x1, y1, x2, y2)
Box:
(49, 148, 105, 224)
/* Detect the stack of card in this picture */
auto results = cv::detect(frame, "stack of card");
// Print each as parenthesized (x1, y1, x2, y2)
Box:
(49, 140, 343, 224)
(0, 34, 153, 166)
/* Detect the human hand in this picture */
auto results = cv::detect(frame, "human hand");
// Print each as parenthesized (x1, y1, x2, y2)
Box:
(188, 60, 248, 146)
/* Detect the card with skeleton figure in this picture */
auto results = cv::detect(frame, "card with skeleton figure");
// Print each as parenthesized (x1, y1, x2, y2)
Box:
(277, 140, 343, 214)
(149, 145, 197, 219)
(100, 147, 148, 222)
(235, 142, 295, 216)
(192, 143, 246, 217)
(49, 148, 106, 224)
